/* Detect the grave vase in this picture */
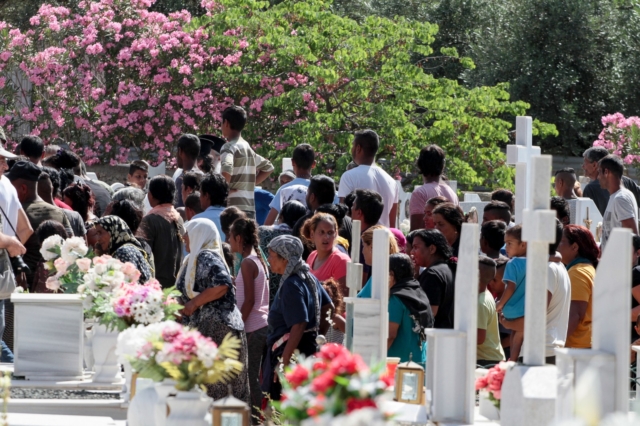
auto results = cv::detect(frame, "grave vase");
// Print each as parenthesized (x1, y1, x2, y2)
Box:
(84, 320, 95, 371)
(127, 379, 158, 426)
(165, 388, 211, 426)
(154, 379, 177, 426)
(92, 323, 120, 383)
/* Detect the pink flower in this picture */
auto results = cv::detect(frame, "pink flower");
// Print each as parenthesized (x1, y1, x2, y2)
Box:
(46, 277, 61, 292)
(54, 257, 68, 275)
(93, 255, 111, 265)
(75, 258, 91, 272)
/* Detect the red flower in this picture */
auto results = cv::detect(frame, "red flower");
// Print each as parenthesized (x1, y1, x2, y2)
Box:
(346, 397, 377, 413)
(318, 343, 349, 361)
(285, 364, 309, 389)
(380, 372, 394, 388)
(310, 371, 335, 393)
(312, 360, 327, 372)
(328, 353, 367, 376)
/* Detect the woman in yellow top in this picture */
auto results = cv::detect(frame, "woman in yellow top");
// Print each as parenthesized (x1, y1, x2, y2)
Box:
(557, 225, 599, 348)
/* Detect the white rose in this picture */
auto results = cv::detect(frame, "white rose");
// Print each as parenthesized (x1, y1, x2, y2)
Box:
(94, 264, 107, 275)
(40, 235, 64, 261)
(60, 237, 88, 264)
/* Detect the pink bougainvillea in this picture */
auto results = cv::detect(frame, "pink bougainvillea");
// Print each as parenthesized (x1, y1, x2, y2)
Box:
(593, 113, 640, 165)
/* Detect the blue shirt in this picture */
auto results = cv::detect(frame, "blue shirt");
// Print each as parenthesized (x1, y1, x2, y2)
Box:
(502, 257, 527, 320)
(357, 277, 373, 298)
(255, 188, 275, 225)
(267, 274, 332, 346)
(193, 206, 225, 236)
(269, 177, 311, 212)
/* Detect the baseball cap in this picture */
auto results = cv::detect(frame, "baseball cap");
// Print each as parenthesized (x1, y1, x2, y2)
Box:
(0, 145, 16, 159)
(6, 161, 41, 182)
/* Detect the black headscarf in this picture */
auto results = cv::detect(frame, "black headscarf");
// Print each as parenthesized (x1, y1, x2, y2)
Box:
(390, 277, 434, 341)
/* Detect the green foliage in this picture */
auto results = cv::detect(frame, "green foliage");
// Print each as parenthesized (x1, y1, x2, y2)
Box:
(196, 0, 555, 190)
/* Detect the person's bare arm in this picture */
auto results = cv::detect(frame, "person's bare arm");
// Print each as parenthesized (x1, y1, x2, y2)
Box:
(496, 281, 516, 312)
(339, 197, 345, 204)
(264, 208, 279, 226)
(477, 328, 487, 345)
(410, 214, 424, 231)
(238, 259, 258, 323)
(320, 303, 333, 335)
(332, 313, 346, 333)
(388, 322, 400, 349)
(256, 170, 272, 185)
(222, 171, 232, 184)
(567, 300, 589, 339)
(500, 315, 525, 332)
(282, 322, 307, 365)
(0, 233, 25, 257)
(388, 202, 398, 228)
(621, 217, 639, 234)
(431, 305, 439, 317)
(16, 209, 33, 244)
(182, 286, 228, 316)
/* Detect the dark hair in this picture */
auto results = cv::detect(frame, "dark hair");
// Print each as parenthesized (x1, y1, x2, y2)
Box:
(481, 220, 507, 252)
(292, 144, 315, 170)
(562, 225, 599, 267)
(413, 229, 453, 260)
(20, 136, 44, 160)
(344, 190, 357, 214)
(280, 200, 307, 229)
(583, 146, 610, 163)
(478, 256, 497, 286)
(491, 189, 513, 207)
(148, 175, 176, 205)
(432, 202, 464, 233)
(112, 187, 146, 211)
(41, 166, 61, 197)
(182, 171, 203, 192)
(230, 218, 268, 274)
(555, 167, 576, 177)
(308, 174, 336, 206)
(7, 155, 29, 170)
(63, 182, 95, 221)
(301, 213, 338, 246)
(389, 253, 414, 282)
(220, 206, 247, 237)
(426, 196, 448, 208)
(51, 149, 81, 170)
(322, 278, 345, 315)
(417, 145, 446, 177)
(406, 229, 419, 246)
(505, 224, 522, 242)
(200, 173, 229, 207)
(599, 155, 624, 179)
(221, 242, 234, 271)
(58, 168, 75, 192)
(549, 218, 564, 255)
(550, 196, 571, 222)
(222, 105, 247, 131)
(353, 129, 379, 158)
(36, 220, 68, 243)
(185, 192, 203, 213)
(199, 154, 215, 173)
(316, 203, 346, 229)
(483, 201, 512, 223)
(128, 160, 149, 175)
(109, 199, 144, 234)
(633, 234, 640, 252)
(353, 189, 384, 226)
(177, 134, 200, 159)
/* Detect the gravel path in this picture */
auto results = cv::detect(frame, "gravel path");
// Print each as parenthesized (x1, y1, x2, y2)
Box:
(10, 389, 120, 400)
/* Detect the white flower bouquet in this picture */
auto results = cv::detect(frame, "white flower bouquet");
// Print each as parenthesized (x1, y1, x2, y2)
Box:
(40, 235, 92, 293)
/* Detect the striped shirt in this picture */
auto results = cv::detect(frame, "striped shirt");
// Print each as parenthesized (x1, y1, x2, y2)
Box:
(220, 136, 274, 214)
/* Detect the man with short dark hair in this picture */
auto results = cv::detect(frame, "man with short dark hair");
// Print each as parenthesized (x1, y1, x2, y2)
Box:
(220, 106, 274, 218)
(352, 189, 384, 231)
(193, 173, 230, 236)
(550, 196, 571, 226)
(139, 175, 184, 288)
(127, 160, 149, 189)
(480, 220, 507, 259)
(491, 189, 514, 214)
(19, 136, 44, 166)
(292, 175, 337, 258)
(598, 155, 639, 248)
(582, 146, 640, 214)
(338, 130, 398, 227)
(184, 192, 203, 221)
(181, 171, 203, 206)
(554, 168, 578, 200)
(173, 134, 202, 208)
(264, 143, 316, 226)
(482, 201, 512, 225)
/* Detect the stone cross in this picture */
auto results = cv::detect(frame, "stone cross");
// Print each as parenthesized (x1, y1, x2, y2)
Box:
(282, 157, 292, 172)
(566, 198, 602, 239)
(346, 220, 363, 296)
(425, 223, 479, 424)
(506, 116, 541, 224)
(370, 229, 390, 362)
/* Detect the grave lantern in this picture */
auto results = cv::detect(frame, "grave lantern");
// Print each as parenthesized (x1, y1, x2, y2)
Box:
(212, 385, 250, 426)
(394, 354, 425, 405)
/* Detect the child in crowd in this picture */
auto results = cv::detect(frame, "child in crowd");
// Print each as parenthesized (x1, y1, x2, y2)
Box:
(480, 220, 507, 260)
(496, 225, 527, 361)
(477, 256, 506, 367)
(322, 278, 346, 344)
(126, 160, 149, 189)
(487, 257, 511, 359)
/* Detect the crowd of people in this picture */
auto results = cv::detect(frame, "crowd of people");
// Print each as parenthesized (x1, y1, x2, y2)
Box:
(2, 104, 640, 414)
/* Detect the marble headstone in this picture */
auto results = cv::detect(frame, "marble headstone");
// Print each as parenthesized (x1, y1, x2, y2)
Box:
(566, 198, 602, 238)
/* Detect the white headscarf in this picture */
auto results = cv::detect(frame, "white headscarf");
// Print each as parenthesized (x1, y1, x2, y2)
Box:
(177, 218, 227, 299)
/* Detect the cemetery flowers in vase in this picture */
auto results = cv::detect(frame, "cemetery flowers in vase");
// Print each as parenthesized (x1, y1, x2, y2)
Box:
(122, 321, 243, 391)
(475, 361, 515, 409)
(40, 235, 92, 293)
(274, 344, 393, 422)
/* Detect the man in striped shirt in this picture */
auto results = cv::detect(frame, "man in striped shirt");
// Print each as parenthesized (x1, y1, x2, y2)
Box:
(220, 106, 274, 218)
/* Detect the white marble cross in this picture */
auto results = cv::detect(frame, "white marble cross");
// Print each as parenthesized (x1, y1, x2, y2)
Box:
(282, 157, 292, 172)
(506, 116, 541, 224)
(346, 220, 362, 297)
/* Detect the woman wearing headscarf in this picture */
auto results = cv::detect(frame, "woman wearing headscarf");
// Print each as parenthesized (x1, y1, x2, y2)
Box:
(262, 235, 333, 401)
(176, 218, 250, 403)
(93, 216, 153, 283)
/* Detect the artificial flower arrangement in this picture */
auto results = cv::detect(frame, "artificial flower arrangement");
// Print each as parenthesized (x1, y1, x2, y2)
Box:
(475, 361, 514, 409)
(118, 321, 243, 391)
(274, 344, 393, 423)
(40, 235, 92, 293)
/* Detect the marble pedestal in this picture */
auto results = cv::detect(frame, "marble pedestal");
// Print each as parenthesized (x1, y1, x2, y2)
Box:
(425, 329, 466, 422)
(500, 365, 556, 426)
(345, 299, 383, 364)
(11, 294, 84, 381)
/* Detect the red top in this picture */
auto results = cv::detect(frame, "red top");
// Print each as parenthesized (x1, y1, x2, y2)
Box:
(307, 248, 350, 282)
(54, 198, 72, 210)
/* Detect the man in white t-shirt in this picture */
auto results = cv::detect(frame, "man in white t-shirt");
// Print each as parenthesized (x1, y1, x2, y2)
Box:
(338, 130, 398, 227)
(0, 144, 32, 243)
(598, 155, 639, 248)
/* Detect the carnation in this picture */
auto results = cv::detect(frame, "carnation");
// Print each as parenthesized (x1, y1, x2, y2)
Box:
(40, 235, 64, 261)
(60, 237, 88, 264)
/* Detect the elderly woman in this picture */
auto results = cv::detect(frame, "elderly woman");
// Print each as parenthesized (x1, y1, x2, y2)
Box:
(262, 235, 333, 401)
(176, 218, 249, 403)
(93, 216, 153, 283)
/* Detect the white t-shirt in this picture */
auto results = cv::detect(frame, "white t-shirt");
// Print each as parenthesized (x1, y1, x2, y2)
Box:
(279, 184, 308, 208)
(546, 261, 571, 357)
(337, 165, 398, 227)
(0, 177, 20, 236)
(601, 187, 638, 249)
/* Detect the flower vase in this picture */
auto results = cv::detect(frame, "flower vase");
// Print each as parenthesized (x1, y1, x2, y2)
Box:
(479, 391, 500, 421)
(127, 379, 157, 426)
(91, 323, 120, 383)
(84, 321, 95, 371)
(154, 380, 177, 426)
(165, 389, 211, 426)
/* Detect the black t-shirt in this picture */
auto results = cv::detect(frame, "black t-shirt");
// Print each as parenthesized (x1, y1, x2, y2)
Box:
(584, 176, 640, 216)
(418, 261, 455, 329)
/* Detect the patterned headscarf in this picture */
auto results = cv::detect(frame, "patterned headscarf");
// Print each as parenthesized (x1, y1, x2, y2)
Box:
(95, 216, 144, 254)
(176, 218, 226, 300)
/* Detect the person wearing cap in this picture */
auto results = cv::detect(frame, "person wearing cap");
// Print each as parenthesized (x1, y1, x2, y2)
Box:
(0, 142, 33, 245)
(8, 161, 72, 286)
(173, 134, 203, 208)
(264, 144, 316, 226)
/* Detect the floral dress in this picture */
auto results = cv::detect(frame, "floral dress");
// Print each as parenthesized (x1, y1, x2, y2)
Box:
(112, 244, 152, 283)
(176, 249, 250, 403)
